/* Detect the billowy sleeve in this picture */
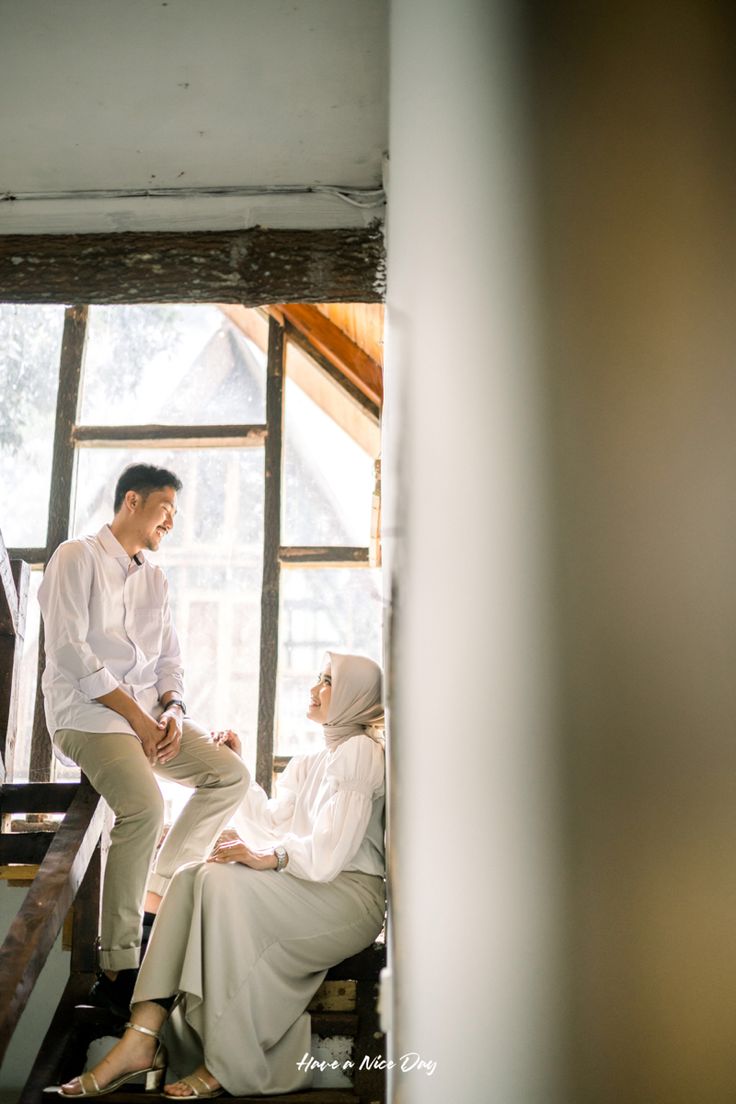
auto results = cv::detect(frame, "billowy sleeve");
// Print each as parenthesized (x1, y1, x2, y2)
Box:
(38, 542, 119, 700)
(279, 735, 385, 883)
(230, 754, 309, 847)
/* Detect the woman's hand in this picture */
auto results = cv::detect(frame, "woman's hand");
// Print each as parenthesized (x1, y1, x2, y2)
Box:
(213, 827, 239, 849)
(207, 835, 277, 871)
(211, 728, 242, 757)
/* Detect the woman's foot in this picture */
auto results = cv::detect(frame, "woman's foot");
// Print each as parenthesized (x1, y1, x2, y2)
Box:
(59, 1026, 158, 1095)
(164, 1065, 222, 1097)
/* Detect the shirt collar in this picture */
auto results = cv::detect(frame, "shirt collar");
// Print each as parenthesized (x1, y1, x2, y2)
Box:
(97, 524, 146, 566)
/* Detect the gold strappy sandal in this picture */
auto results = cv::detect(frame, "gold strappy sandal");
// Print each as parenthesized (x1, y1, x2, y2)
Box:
(53, 1020, 167, 1096)
(162, 1072, 224, 1098)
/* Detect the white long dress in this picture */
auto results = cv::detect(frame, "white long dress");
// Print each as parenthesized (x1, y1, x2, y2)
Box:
(133, 734, 386, 1096)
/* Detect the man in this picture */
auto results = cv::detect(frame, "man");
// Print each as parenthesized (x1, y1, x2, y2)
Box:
(38, 463, 249, 1013)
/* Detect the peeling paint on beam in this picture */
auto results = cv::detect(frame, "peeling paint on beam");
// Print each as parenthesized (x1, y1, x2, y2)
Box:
(0, 227, 385, 304)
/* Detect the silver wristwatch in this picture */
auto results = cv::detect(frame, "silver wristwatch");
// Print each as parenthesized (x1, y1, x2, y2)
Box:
(274, 845, 288, 873)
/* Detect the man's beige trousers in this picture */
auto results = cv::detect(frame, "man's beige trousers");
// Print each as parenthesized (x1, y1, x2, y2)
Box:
(55, 721, 250, 971)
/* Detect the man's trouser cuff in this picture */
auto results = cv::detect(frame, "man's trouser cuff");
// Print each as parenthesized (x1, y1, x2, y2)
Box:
(99, 946, 141, 972)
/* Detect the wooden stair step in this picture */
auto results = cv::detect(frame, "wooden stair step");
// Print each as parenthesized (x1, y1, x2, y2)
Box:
(73, 1003, 360, 1039)
(0, 782, 80, 814)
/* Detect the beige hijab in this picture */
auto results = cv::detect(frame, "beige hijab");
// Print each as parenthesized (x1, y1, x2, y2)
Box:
(322, 651, 385, 752)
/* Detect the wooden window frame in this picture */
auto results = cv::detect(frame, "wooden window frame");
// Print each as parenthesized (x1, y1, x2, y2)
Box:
(2, 228, 383, 787)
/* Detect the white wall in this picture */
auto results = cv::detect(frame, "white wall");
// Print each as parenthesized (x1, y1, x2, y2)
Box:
(383, 2, 563, 1102)
(0, 0, 387, 233)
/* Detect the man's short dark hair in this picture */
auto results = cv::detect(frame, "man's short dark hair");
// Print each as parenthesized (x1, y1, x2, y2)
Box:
(113, 464, 183, 513)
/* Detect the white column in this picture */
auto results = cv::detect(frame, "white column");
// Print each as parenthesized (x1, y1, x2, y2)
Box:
(383, 3, 564, 1101)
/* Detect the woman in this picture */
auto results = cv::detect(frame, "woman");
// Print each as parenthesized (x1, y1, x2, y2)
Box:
(57, 652, 386, 1098)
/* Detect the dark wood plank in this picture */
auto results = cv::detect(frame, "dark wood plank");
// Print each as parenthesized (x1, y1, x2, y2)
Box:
(0, 831, 54, 864)
(103, 1093, 358, 1104)
(70, 842, 101, 973)
(280, 546, 371, 566)
(73, 424, 267, 447)
(6, 546, 46, 566)
(276, 304, 383, 407)
(19, 970, 96, 1103)
(283, 319, 380, 423)
(223, 1095, 358, 1104)
(0, 778, 105, 1064)
(326, 942, 386, 983)
(0, 782, 79, 814)
(69, 1004, 358, 1040)
(311, 1011, 359, 1037)
(0, 228, 385, 305)
(255, 317, 285, 795)
(30, 305, 88, 782)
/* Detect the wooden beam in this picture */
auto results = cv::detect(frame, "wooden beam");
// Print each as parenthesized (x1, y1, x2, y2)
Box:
(31, 306, 87, 781)
(6, 547, 45, 567)
(73, 424, 268, 448)
(273, 755, 292, 776)
(279, 547, 371, 567)
(283, 319, 379, 423)
(0, 228, 385, 305)
(70, 844, 101, 974)
(273, 303, 383, 408)
(0, 832, 54, 864)
(316, 304, 385, 368)
(0, 865, 39, 882)
(0, 783, 79, 815)
(217, 304, 270, 355)
(224, 305, 380, 454)
(0, 779, 104, 1065)
(255, 318, 285, 795)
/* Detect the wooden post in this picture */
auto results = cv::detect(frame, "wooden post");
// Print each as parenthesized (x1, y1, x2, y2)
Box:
(30, 306, 87, 782)
(0, 528, 30, 784)
(255, 317, 285, 793)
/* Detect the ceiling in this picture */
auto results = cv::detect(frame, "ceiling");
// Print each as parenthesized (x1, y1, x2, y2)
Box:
(0, 0, 388, 233)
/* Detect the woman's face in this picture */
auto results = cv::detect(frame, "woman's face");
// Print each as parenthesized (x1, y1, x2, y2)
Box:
(307, 665, 332, 724)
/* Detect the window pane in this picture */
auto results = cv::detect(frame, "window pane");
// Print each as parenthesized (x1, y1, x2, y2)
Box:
(0, 304, 65, 546)
(80, 305, 266, 426)
(72, 446, 264, 780)
(282, 355, 375, 547)
(8, 570, 42, 782)
(277, 568, 382, 755)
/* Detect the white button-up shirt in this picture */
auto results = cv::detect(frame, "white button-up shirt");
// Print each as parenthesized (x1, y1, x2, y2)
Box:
(38, 524, 184, 747)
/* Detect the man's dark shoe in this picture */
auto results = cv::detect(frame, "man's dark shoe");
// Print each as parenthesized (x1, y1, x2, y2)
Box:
(86, 969, 138, 1020)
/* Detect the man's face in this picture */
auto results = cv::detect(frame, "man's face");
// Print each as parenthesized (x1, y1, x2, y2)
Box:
(130, 487, 178, 552)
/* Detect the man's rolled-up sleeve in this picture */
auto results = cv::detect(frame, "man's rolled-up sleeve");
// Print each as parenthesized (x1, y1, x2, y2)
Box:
(39, 543, 119, 699)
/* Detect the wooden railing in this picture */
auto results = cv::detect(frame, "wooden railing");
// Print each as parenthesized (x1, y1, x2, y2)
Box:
(0, 780, 104, 1072)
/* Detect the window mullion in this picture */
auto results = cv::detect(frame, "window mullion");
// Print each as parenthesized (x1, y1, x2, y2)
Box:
(30, 305, 88, 782)
(255, 316, 285, 794)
